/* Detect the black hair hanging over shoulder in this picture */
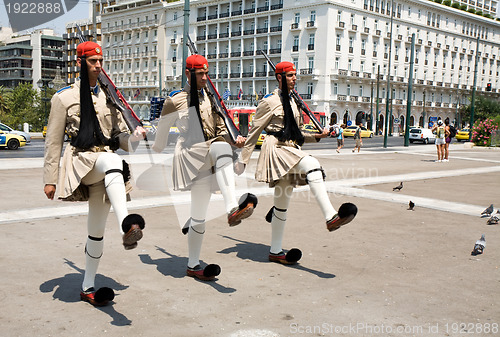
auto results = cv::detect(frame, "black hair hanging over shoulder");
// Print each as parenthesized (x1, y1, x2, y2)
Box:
(187, 69, 207, 144)
(275, 73, 304, 146)
(71, 56, 107, 150)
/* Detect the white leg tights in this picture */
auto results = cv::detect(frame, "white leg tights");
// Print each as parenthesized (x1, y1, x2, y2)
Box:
(270, 179, 293, 254)
(187, 177, 212, 268)
(80, 152, 129, 291)
(289, 156, 336, 221)
(81, 152, 129, 234)
(208, 142, 238, 213)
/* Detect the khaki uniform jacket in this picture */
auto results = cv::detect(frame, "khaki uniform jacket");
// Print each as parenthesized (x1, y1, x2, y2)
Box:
(43, 80, 133, 201)
(241, 88, 317, 187)
(152, 84, 231, 190)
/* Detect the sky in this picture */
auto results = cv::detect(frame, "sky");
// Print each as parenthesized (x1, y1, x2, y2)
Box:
(0, 0, 92, 36)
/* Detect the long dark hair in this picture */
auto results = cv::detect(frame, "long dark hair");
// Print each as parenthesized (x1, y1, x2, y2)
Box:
(275, 73, 304, 146)
(71, 56, 107, 149)
(187, 69, 207, 143)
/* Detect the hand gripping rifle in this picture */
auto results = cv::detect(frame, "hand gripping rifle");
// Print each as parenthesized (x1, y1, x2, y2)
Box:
(260, 51, 324, 133)
(186, 35, 240, 144)
(76, 26, 142, 132)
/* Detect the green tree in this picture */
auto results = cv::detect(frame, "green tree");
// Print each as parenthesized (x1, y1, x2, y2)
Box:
(451, 2, 460, 8)
(0, 86, 11, 120)
(461, 96, 500, 123)
(3, 83, 48, 131)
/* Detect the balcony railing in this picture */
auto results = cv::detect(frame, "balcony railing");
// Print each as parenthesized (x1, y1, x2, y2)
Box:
(308, 44, 314, 50)
(243, 50, 254, 56)
(219, 12, 230, 18)
(219, 32, 229, 38)
(231, 31, 242, 37)
(291, 23, 299, 29)
(207, 34, 217, 40)
(197, 35, 206, 41)
(350, 71, 359, 77)
(257, 6, 269, 12)
(337, 94, 347, 101)
(231, 51, 241, 57)
(230, 73, 240, 78)
(300, 68, 313, 75)
(292, 45, 299, 52)
(350, 96, 358, 102)
(207, 53, 217, 59)
(244, 8, 255, 14)
(255, 71, 267, 77)
(197, 16, 206, 22)
(270, 3, 283, 10)
(299, 93, 312, 99)
(242, 72, 253, 77)
(218, 53, 228, 58)
(270, 26, 282, 32)
(269, 48, 281, 54)
(307, 21, 316, 28)
(244, 29, 255, 35)
(256, 27, 268, 34)
(231, 10, 242, 16)
(363, 72, 372, 78)
(207, 14, 218, 20)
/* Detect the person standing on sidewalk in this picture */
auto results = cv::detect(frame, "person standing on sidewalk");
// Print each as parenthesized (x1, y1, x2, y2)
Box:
(443, 118, 452, 162)
(352, 122, 363, 153)
(237, 61, 357, 265)
(431, 119, 447, 162)
(336, 123, 345, 153)
(43, 41, 147, 306)
(152, 54, 257, 281)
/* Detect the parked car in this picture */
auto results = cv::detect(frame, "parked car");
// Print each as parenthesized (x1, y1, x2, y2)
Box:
(256, 130, 267, 148)
(343, 125, 374, 138)
(42, 125, 70, 141)
(409, 128, 436, 144)
(0, 130, 26, 150)
(455, 128, 470, 142)
(0, 123, 31, 143)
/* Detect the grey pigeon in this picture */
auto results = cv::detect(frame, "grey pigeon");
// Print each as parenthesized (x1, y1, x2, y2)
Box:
(481, 204, 494, 217)
(408, 201, 415, 211)
(471, 234, 486, 256)
(487, 210, 499, 225)
(393, 182, 403, 191)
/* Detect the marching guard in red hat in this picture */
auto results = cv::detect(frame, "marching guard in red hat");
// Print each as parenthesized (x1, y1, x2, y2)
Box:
(238, 61, 358, 265)
(153, 54, 257, 281)
(43, 41, 147, 305)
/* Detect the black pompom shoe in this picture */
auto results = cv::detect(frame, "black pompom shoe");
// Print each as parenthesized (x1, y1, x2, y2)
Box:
(268, 248, 302, 265)
(122, 214, 145, 250)
(80, 287, 115, 306)
(326, 203, 357, 232)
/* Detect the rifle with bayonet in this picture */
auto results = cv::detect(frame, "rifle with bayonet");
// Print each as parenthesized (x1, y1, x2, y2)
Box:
(186, 35, 240, 144)
(259, 51, 324, 133)
(76, 25, 142, 132)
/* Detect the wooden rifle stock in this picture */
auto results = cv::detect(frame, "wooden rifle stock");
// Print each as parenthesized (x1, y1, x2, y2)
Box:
(259, 51, 324, 132)
(75, 26, 142, 132)
(186, 35, 240, 144)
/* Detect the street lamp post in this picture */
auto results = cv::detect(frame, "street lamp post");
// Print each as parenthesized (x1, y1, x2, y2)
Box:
(37, 79, 54, 125)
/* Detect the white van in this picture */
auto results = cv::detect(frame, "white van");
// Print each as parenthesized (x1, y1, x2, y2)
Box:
(409, 128, 436, 144)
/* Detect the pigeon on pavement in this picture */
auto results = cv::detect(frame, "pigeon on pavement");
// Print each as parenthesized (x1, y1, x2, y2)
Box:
(486, 210, 499, 225)
(481, 204, 494, 217)
(471, 234, 486, 256)
(393, 182, 403, 191)
(408, 201, 415, 211)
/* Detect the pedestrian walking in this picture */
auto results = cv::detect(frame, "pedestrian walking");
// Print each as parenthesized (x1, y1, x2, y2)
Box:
(43, 41, 147, 306)
(352, 122, 363, 153)
(237, 61, 357, 265)
(152, 54, 257, 281)
(336, 123, 345, 153)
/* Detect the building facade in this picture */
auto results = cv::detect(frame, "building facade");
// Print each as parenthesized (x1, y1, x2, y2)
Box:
(101, 0, 500, 130)
(0, 29, 64, 88)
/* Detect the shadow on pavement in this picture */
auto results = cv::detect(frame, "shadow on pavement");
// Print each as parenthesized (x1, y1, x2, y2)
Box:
(218, 236, 336, 279)
(39, 259, 132, 326)
(139, 246, 236, 294)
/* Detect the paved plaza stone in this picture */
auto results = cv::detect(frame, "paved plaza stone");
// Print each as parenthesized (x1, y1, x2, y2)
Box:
(0, 143, 499, 336)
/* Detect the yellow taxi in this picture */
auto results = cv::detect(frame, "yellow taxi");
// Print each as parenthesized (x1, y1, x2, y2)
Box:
(255, 130, 267, 148)
(343, 125, 374, 138)
(301, 124, 321, 134)
(0, 130, 26, 150)
(455, 128, 470, 142)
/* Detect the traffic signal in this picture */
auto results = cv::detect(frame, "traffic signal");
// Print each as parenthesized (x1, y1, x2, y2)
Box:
(486, 83, 492, 91)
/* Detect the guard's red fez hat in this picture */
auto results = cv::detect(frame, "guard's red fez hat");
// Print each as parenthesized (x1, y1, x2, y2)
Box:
(275, 61, 296, 74)
(77, 41, 103, 57)
(186, 54, 209, 70)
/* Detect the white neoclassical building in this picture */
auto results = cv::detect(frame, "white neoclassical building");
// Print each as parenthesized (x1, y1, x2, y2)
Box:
(100, 0, 500, 131)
